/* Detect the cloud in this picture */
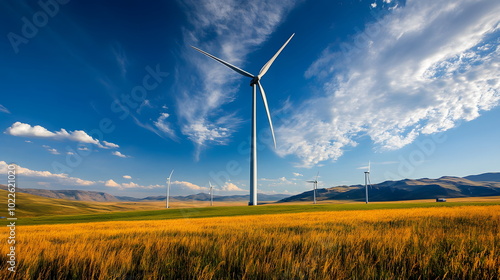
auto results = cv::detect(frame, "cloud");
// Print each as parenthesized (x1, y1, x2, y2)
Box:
(104, 179, 162, 190)
(123, 175, 132, 179)
(0, 161, 94, 186)
(0, 161, 161, 191)
(102, 141, 119, 149)
(4, 122, 121, 149)
(176, 0, 298, 159)
(111, 151, 129, 158)
(136, 99, 153, 114)
(0, 104, 10, 114)
(292, 172, 303, 177)
(172, 180, 208, 191)
(104, 179, 120, 188)
(220, 182, 245, 192)
(277, 0, 500, 167)
(153, 113, 177, 140)
(260, 176, 297, 187)
(42, 145, 60, 155)
(111, 42, 128, 78)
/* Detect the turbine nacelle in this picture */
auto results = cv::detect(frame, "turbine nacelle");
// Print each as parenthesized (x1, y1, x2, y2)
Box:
(250, 76, 260, 86)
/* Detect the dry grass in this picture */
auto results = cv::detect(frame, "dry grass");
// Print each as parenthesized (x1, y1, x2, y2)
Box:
(1, 205, 499, 279)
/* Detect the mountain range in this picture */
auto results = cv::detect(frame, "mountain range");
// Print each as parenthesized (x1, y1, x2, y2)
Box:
(2, 172, 499, 203)
(0, 185, 289, 203)
(280, 173, 500, 203)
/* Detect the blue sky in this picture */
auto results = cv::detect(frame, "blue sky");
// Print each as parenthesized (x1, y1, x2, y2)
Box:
(1, 0, 499, 198)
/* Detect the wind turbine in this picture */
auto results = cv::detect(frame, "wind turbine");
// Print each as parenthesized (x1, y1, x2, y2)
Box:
(166, 169, 174, 208)
(192, 33, 295, 206)
(364, 162, 371, 204)
(306, 172, 319, 204)
(208, 181, 214, 206)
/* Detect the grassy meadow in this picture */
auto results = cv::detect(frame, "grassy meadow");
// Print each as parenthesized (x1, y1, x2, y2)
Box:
(1, 204, 499, 279)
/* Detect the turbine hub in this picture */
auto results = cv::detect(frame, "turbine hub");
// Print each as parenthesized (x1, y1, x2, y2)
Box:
(250, 76, 259, 86)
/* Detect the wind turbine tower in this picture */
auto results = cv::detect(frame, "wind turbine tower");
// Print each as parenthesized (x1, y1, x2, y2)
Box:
(209, 181, 214, 206)
(166, 169, 174, 208)
(192, 34, 295, 206)
(306, 172, 319, 204)
(364, 162, 371, 204)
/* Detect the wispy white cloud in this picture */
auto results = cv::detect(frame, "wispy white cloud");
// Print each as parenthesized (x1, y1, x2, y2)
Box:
(123, 175, 132, 179)
(111, 42, 128, 78)
(153, 112, 177, 140)
(277, 0, 500, 167)
(177, 0, 298, 159)
(292, 172, 303, 177)
(0, 104, 10, 114)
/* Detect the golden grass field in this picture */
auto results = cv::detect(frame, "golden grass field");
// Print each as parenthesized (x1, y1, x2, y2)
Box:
(1, 205, 499, 279)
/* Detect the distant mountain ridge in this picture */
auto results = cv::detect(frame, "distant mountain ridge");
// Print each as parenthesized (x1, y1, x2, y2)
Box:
(0, 186, 120, 202)
(0, 185, 288, 203)
(280, 174, 500, 203)
(464, 172, 500, 182)
(138, 193, 290, 202)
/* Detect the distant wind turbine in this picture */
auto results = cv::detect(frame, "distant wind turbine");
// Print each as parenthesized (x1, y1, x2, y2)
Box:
(166, 169, 174, 208)
(364, 162, 371, 204)
(209, 181, 214, 206)
(192, 33, 295, 206)
(306, 172, 319, 204)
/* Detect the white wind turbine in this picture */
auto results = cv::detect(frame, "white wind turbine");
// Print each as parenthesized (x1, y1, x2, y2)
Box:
(306, 172, 319, 204)
(208, 181, 214, 206)
(192, 33, 295, 206)
(166, 169, 174, 208)
(364, 161, 371, 204)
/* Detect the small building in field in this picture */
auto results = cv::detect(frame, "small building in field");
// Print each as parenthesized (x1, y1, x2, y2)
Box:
(436, 198, 446, 202)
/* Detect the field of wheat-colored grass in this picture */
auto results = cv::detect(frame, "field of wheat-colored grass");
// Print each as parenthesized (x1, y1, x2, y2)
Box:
(1, 205, 499, 279)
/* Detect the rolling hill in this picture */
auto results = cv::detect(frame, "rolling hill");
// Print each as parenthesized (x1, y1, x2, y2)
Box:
(0, 189, 164, 217)
(280, 175, 500, 203)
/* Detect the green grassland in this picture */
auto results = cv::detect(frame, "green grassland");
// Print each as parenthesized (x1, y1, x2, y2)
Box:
(3, 188, 500, 225)
(18, 199, 500, 225)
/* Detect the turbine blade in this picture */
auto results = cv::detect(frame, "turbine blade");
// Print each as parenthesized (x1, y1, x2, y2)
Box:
(191, 46, 254, 78)
(257, 81, 276, 149)
(168, 169, 174, 179)
(368, 161, 371, 173)
(209, 181, 212, 188)
(306, 181, 315, 183)
(315, 171, 319, 181)
(258, 33, 295, 78)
